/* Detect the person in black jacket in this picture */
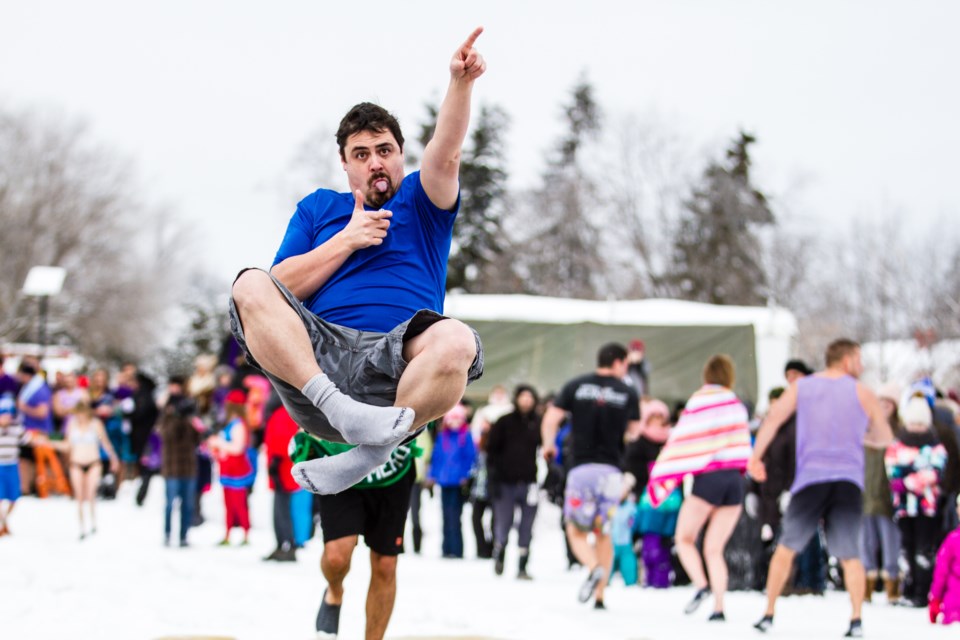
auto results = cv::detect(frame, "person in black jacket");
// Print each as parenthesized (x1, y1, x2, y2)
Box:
(487, 384, 542, 579)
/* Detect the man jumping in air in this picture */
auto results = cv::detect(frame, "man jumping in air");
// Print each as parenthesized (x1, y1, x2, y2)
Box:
(229, 28, 487, 497)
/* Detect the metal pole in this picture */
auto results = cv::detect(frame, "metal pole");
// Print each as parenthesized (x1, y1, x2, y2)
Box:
(39, 295, 48, 349)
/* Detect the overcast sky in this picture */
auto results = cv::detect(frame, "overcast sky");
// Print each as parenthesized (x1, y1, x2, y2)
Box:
(2, 1, 957, 283)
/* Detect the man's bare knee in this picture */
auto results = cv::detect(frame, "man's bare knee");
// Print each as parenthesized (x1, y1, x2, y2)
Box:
(430, 320, 476, 368)
(370, 553, 397, 583)
(232, 269, 277, 312)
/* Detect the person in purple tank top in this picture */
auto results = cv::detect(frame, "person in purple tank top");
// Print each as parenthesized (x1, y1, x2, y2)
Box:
(748, 339, 894, 638)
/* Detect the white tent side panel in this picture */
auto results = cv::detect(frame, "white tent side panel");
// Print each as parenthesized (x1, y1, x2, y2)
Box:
(444, 294, 797, 411)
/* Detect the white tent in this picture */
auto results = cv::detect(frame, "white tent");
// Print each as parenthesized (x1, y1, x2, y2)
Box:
(444, 293, 798, 411)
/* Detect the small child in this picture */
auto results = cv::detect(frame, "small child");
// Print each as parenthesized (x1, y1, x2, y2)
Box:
(609, 495, 638, 586)
(0, 395, 33, 536)
(930, 495, 960, 625)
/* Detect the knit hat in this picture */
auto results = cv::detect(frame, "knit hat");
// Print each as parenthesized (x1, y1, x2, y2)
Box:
(876, 382, 901, 404)
(900, 395, 932, 428)
(225, 389, 247, 405)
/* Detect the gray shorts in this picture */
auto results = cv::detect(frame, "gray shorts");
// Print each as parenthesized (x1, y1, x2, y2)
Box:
(228, 268, 484, 443)
(779, 481, 863, 560)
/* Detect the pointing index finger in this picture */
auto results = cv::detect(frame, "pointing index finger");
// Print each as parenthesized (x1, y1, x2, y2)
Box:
(461, 26, 483, 52)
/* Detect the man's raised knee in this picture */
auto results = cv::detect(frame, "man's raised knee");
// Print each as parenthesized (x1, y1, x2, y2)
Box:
(431, 319, 477, 366)
(232, 269, 275, 311)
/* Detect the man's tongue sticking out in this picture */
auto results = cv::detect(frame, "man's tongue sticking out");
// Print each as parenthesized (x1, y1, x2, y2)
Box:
(374, 178, 389, 193)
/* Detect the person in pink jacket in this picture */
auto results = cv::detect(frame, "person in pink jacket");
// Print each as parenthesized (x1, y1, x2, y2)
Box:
(930, 496, 960, 625)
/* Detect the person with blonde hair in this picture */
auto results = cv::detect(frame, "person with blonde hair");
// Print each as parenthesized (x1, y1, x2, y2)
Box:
(647, 355, 752, 621)
(54, 400, 119, 539)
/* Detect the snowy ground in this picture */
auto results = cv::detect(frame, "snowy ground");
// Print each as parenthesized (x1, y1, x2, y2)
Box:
(1, 465, 948, 640)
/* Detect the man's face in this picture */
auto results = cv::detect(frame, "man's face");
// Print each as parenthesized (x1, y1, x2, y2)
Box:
(612, 357, 629, 379)
(845, 349, 864, 379)
(341, 129, 405, 209)
(784, 369, 804, 385)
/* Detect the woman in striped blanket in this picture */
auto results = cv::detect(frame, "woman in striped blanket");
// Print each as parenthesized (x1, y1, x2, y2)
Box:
(647, 354, 752, 622)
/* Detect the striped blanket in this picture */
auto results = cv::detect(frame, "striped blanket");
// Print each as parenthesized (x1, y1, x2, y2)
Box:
(647, 385, 752, 507)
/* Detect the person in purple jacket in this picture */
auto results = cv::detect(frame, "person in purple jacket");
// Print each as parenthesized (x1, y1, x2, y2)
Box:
(749, 339, 894, 638)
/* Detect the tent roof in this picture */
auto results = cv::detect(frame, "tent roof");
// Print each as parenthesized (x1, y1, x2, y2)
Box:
(445, 293, 797, 336)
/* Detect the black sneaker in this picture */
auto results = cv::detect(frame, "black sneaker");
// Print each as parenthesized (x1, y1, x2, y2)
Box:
(754, 615, 774, 633)
(708, 611, 725, 622)
(517, 569, 533, 581)
(684, 586, 711, 614)
(578, 566, 605, 603)
(844, 619, 863, 638)
(315, 590, 341, 639)
(594, 600, 606, 610)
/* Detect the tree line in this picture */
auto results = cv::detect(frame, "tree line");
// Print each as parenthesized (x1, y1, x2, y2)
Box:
(2, 79, 958, 372)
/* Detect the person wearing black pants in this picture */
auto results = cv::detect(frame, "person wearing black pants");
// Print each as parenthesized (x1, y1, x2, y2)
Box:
(487, 384, 542, 579)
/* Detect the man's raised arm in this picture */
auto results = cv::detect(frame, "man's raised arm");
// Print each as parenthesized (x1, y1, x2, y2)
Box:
(420, 26, 487, 210)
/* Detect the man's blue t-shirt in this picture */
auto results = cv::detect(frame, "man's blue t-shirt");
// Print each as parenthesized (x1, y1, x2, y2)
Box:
(272, 171, 458, 333)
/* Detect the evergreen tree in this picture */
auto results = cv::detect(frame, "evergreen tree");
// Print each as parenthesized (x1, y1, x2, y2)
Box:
(667, 131, 774, 305)
(411, 102, 511, 292)
(517, 77, 607, 299)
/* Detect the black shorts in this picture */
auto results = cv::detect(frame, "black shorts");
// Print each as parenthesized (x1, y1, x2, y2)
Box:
(317, 464, 415, 556)
(691, 469, 745, 507)
(780, 481, 863, 560)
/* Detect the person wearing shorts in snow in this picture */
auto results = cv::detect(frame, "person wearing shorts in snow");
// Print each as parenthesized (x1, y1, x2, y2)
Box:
(749, 339, 893, 638)
(541, 343, 641, 609)
(228, 27, 487, 499)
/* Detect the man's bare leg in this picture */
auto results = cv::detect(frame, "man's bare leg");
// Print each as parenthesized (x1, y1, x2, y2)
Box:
(366, 551, 398, 640)
(593, 532, 613, 602)
(396, 318, 477, 427)
(321, 536, 357, 605)
(841, 558, 865, 621)
(232, 270, 413, 445)
(565, 523, 598, 568)
(764, 544, 797, 617)
(232, 270, 325, 389)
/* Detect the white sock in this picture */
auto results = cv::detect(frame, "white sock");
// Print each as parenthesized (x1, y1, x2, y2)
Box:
(301, 373, 415, 446)
(291, 442, 395, 495)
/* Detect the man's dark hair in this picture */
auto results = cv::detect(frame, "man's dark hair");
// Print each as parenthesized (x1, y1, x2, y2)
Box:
(784, 359, 813, 376)
(18, 362, 36, 376)
(597, 343, 628, 368)
(825, 338, 860, 367)
(336, 102, 404, 159)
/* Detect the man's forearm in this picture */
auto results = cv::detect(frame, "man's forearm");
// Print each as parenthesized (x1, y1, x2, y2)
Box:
(429, 80, 474, 168)
(271, 233, 355, 301)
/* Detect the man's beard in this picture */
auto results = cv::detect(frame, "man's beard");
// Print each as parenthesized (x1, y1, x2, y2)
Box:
(367, 173, 395, 208)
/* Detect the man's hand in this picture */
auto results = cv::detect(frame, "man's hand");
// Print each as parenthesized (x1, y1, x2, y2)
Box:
(341, 190, 392, 250)
(747, 455, 767, 483)
(450, 26, 486, 82)
(542, 441, 557, 462)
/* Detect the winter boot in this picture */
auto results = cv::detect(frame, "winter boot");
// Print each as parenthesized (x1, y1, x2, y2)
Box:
(494, 544, 505, 576)
(864, 572, 878, 603)
(884, 576, 901, 603)
(517, 548, 532, 580)
(412, 525, 423, 554)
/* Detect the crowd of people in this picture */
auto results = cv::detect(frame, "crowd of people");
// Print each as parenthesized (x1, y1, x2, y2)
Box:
(4, 335, 960, 637)
(5, 26, 959, 640)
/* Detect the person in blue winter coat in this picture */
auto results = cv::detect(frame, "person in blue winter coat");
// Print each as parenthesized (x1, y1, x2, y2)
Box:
(426, 401, 477, 558)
